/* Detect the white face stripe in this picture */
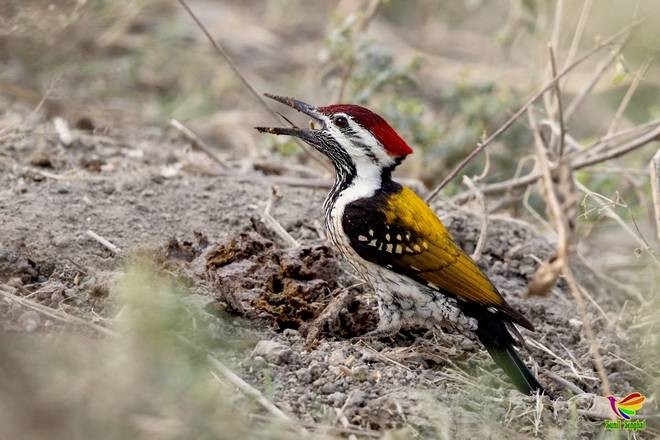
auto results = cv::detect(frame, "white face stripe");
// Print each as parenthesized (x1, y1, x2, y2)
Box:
(322, 112, 396, 172)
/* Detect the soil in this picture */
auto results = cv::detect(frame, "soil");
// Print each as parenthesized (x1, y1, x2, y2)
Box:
(0, 101, 651, 438)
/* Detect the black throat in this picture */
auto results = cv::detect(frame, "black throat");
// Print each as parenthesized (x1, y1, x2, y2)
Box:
(322, 154, 402, 221)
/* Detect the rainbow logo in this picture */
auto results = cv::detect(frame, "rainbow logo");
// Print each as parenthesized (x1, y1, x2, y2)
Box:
(607, 392, 646, 420)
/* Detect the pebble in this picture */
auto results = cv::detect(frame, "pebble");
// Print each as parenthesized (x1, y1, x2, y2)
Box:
(282, 328, 299, 338)
(568, 318, 582, 329)
(251, 340, 294, 365)
(252, 356, 267, 369)
(328, 348, 347, 365)
(346, 389, 366, 407)
(327, 391, 347, 407)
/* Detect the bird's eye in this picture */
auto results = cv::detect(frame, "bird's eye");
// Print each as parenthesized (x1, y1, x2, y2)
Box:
(333, 116, 348, 128)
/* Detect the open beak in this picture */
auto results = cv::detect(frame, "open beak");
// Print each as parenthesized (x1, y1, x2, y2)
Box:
(254, 94, 324, 142)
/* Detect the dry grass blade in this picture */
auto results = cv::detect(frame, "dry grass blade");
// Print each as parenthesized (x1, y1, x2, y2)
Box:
(425, 18, 644, 203)
(262, 186, 300, 248)
(170, 119, 229, 169)
(86, 230, 122, 254)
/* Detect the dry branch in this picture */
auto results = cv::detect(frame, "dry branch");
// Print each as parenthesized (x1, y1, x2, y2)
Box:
(454, 123, 660, 202)
(525, 109, 611, 396)
(425, 19, 644, 203)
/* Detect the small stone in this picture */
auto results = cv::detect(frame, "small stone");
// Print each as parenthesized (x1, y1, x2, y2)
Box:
(352, 365, 370, 382)
(308, 361, 324, 380)
(320, 380, 345, 395)
(345, 389, 367, 407)
(252, 356, 267, 368)
(251, 340, 293, 365)
(568, 318, 582, 329)
(295, 368, 312, 383)
(328, 348, 347, 366)
(282, 328, 299, 338)
(327, 391, 347, 407)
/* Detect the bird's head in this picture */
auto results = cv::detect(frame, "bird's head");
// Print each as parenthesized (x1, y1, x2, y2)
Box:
(256, 94, 413, 179)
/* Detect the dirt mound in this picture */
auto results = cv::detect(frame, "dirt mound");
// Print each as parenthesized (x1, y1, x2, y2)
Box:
(162, 232, 378, 338)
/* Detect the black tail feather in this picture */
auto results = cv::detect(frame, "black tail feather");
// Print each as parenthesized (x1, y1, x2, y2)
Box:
(467, 304, 545, 395)
(482, 342, 544, 395)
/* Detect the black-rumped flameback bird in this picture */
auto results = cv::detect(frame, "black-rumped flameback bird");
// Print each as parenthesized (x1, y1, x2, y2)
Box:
(256, 94, 544, 395)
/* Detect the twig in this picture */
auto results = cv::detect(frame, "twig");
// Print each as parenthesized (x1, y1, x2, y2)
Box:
(526, 337, 596, 382)
(176, 0, 272, 120)
(425, 18, 643, 203)
(462, 176, 488, 262)
(454, 123, 660, 201)
(548, 45, 566, 158)
(0, 287, 119, 338)
(86, 230, 121, 255)
(576, 179, 659, 265)
(650, 150, 660, 243)
(207, 355, 298, 425)
(607, 56, 654, 136)
(527, 109, 611, 395)
(545, 370, 586, 395)
(526, 109, 568, 296)
(262, 186, 300, 248)
(561, 0, 592, 74)
(169, 119, 228, 169)
(565, 43, 626, 120)
(175, 0, 329, 171)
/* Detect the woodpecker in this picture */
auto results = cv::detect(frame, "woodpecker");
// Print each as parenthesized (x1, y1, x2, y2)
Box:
(256, 94, 545, 395)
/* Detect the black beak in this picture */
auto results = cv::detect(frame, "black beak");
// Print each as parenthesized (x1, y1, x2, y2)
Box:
(263, 93, 324, 123)
(255, 94, 324, 142)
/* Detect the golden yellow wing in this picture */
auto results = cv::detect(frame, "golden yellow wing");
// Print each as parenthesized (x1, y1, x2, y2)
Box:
(342, 185, 532, 329)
